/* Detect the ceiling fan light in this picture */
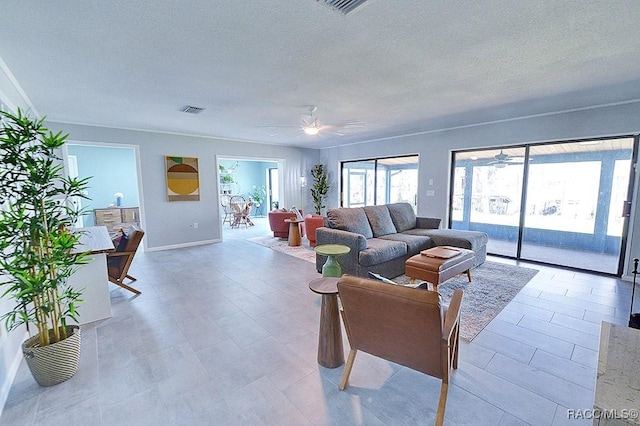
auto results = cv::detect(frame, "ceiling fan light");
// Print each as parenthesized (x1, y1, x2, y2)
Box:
(304, 126, 320, 136)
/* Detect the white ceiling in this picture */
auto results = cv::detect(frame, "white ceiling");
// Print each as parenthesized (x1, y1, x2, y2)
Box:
(1, 1, 640, 149)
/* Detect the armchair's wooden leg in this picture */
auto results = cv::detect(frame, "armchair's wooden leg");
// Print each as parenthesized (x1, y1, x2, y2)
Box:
(338, 349, 357, 391)
(435, 382, 449, 426)
(109, 278, 141, 295)
(452, 324, 460, 369)
(124, 274, 137, 283)
(466, 269, 472, 282)
(117, 282, 141, 295)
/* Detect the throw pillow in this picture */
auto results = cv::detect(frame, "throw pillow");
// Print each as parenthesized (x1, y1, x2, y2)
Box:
(363, 205, 397, 237)
(111, 228, 125, 248)
(112, 229, 129, 252)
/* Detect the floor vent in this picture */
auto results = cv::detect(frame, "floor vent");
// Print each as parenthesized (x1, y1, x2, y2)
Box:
(317, 0, 369, 15)
(181, 105, 205, 114)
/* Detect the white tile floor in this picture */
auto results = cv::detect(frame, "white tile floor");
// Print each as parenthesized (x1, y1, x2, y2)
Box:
(0, 218, 635, 425)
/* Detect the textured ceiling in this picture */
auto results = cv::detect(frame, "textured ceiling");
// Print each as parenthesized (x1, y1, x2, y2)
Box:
(1, 1, 639, 148)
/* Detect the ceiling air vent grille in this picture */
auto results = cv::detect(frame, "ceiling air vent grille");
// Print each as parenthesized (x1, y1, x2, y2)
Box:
(182, 105, 205, 114)
(317, 0, 368, 15)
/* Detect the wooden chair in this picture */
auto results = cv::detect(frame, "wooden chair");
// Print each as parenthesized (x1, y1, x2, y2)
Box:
(107, 226, 145, 295)
(337, 275, 463, 426)
(230, 195, 254, 228)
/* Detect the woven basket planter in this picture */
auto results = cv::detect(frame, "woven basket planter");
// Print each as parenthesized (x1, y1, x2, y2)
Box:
(21, 326, 81, 387)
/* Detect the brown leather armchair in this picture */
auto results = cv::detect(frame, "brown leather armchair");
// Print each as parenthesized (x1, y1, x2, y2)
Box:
(337, 275, 463, 426)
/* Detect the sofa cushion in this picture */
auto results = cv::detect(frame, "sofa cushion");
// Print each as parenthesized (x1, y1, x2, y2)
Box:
(379, 233, 433, 256)
(327, 207, 373, 239)
(358, 238, 407, 267)
(423, 229, 489, 250)
(363, 205, 397, 237)
(387, 202, 417, 233)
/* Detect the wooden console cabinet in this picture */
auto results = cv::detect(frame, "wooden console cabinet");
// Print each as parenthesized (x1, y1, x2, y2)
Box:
(94, 207, 140, 233)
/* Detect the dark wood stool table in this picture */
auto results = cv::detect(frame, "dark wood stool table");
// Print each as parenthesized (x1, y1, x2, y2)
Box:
(284, 218, 303, 246)
(308, 277, 344, 368)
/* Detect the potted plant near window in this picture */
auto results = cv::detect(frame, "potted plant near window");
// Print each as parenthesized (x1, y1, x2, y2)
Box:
(306, 164, 330, 247)
(310, 164, 330, 215)
(0, 110, 91, 386)
(249, 185, 267, 216)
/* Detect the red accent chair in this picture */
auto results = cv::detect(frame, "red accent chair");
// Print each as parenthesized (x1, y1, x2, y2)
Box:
(268, 209, 303, 238)
(304, 214, 326, 247)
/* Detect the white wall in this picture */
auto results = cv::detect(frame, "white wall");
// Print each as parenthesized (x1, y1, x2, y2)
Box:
(320, 101, 640, 278)
(45, 123, 320, 250)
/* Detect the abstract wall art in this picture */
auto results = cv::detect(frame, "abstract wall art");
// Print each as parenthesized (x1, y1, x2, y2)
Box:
(165, 156, 200, 201)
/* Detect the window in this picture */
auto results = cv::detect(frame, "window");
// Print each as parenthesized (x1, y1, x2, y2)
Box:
(341, 155, 419, 210)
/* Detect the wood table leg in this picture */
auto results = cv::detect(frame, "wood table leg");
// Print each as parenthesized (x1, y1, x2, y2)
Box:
(317, 293, 344, 368)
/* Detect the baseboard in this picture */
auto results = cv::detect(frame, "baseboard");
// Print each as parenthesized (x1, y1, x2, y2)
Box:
(145, 239, 220, 252)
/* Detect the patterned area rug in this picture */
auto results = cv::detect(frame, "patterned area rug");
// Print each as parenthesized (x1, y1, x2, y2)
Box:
(249, 235, 538, 341)
(394, 263, 538, 340)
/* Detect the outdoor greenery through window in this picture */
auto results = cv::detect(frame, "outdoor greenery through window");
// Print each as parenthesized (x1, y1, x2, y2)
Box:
(341, 155, 419, 210)
(450, 137, 636, 275)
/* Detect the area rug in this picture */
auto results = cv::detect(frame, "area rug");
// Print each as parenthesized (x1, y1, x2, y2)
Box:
(248, 235, 316, 263)
(394, 263, 538, 340)
(249, 235, 538, 341)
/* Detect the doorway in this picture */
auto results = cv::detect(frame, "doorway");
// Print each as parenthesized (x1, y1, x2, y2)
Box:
(450, 137, 637, 275)
(268, 167, 279, 210)
(64, 143, 143, 234)
(217, 156, 283, 239)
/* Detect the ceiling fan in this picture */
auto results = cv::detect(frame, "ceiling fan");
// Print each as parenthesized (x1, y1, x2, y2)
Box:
(487, 149, 525, 168)
(265, 106, 365, 138)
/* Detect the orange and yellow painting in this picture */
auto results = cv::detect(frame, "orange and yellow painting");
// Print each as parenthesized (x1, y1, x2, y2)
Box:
(165, 156, 200, 201)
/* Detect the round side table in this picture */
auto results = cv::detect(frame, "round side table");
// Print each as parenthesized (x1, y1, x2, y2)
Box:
(315, 244, 351, 277)
(284, 218, 303, 247)
(309, 277, 344, 368)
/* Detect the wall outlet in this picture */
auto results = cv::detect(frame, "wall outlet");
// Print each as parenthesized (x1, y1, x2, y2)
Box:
(426, 190, 435, 196)
(190, 222, 199, 229)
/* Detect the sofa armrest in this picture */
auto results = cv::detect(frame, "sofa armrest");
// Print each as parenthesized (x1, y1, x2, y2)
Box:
(416, 216, 441, 229)
(316, 227, 367, 275)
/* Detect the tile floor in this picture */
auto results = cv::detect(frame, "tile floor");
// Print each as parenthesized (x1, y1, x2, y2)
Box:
(0, 218, 635, 425)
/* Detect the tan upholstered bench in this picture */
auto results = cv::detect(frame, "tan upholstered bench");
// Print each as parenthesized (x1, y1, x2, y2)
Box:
(405, 246, 475, 291)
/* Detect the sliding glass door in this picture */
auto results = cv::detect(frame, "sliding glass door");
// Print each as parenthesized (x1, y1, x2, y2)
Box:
(451, 137, 636, 274)
(452, 147, 526, 257)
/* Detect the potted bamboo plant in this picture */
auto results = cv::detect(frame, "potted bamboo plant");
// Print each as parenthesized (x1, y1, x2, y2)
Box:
(0, 109, 91, 386)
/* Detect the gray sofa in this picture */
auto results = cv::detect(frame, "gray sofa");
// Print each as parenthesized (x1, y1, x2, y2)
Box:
(315, 203, 488, 278)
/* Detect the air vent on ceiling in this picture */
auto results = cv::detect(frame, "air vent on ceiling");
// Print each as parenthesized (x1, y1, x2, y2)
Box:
(181, 105, 205, 114)
(317, 0, 368, 15)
